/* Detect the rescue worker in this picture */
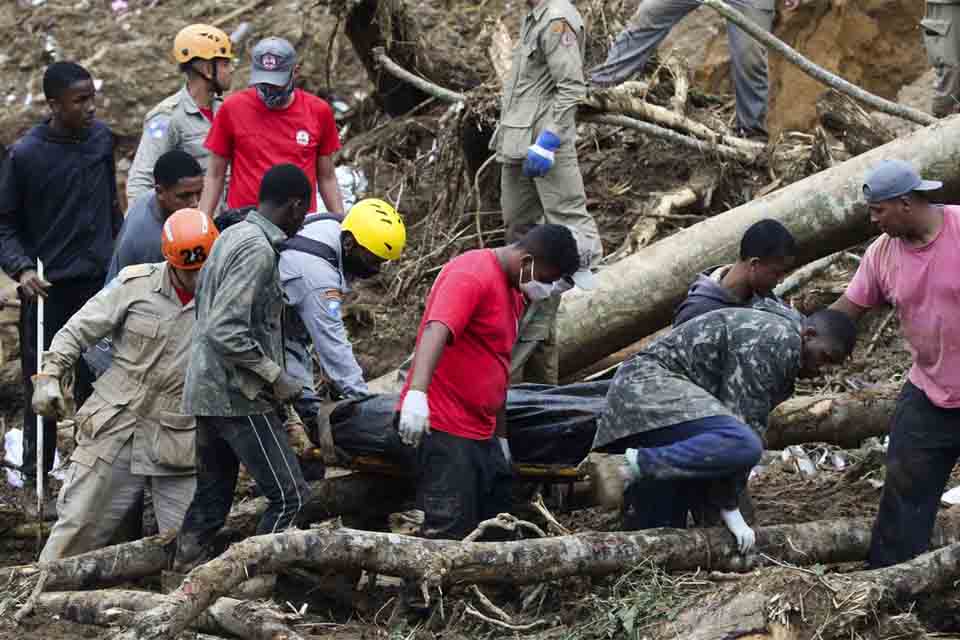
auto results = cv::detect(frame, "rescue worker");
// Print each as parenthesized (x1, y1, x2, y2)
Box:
(491, 0, 602, 385)
(396, 224, 581, 543)
(589, 0, 800, 139)
(594, 307, 855, 552)
(0, 61, 122, 513)
(923, 0, 960, 117)
(31, 208, 218, 561)
(279, 198, 406, 434)
(197, 37, 345, 219)
(108, 150, 204, 282)
(173, 164, 313, 572)
(126, 24, 233, 204)
(674, 218, 800, 327)
(830, 160, 960, 568)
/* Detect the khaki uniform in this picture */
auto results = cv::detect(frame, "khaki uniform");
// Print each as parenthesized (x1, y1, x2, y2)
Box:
(40, 262, 198, 561)
(492, 0, 601, 384)
(126, 87, 222, 204)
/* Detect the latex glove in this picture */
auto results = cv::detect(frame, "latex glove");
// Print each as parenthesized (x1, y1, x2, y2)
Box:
(721, 508, 756, 554)
(522, 130, 561, 178)
(272, 371, 303, 403)
(31, 373, 65, 419)
(623, 448, 642, 480)
(497, 436, 512, 466)
(399, 390, 430, 447)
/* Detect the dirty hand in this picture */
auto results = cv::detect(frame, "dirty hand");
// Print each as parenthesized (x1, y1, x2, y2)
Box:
(721, 508, 756, 554)
(18, 269, 51, 300)
(31, 373, 65, 419)
(271, 371, 303, 403)
(522, 130, 561, 178)
(398, 390, 430, 447)
(497, 436, 513, 466)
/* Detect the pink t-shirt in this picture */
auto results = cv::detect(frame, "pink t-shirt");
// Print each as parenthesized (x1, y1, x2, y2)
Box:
(846, 205, 960, 408)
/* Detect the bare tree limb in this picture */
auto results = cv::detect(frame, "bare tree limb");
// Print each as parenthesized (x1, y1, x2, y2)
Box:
(700, 0, 936, 127)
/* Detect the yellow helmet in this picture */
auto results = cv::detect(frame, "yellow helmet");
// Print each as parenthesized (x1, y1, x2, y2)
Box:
(341, 198, 406, 261)
(173, 24, 233, 64)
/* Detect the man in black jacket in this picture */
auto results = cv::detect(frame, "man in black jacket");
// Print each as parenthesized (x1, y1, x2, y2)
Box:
(0, 61, 122, 510)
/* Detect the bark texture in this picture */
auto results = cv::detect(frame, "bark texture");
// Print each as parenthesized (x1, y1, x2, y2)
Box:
(556, 117, 960, 375)
(107, 511, 960, 640)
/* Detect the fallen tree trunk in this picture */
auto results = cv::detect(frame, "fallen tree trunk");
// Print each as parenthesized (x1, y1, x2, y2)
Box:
(765, 385, 897, 450)
(108, 511, 960, 640)
(555, 116, 959, 376)
(36, 590, 303, 640)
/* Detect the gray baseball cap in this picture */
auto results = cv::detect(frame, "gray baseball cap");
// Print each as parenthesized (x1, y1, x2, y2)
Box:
(249, 37, 296, 86)
(862, 159, 942, 203)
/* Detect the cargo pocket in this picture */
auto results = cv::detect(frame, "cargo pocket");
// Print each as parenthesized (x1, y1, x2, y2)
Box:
(236, 368, 265, 401)
(148, 411, 197, 470)
(498, 98, 538, 162)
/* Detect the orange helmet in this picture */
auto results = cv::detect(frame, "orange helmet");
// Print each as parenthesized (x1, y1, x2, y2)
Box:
(161, 208, 219, 270)
(173, 24, 233, 64)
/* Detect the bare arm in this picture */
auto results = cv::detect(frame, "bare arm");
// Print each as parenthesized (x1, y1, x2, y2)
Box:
(408, 321, 450, 392)
(198, 152, 229, 216)
(830, 294, 869, 324)
(316, 155, 344, 219)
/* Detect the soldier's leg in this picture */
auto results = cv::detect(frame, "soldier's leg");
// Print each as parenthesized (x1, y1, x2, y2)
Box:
(40, 440, 146, 561)
(535, 155, 601, 252)
(151, 473, 198, 534)
(726, 0, 775, 137)
(500, 162, 545, 243)
(868, 382, 960, 568)
(933, 64, 960, 118)
(590, 0, 700, 86)
(514, 296, 562, 384)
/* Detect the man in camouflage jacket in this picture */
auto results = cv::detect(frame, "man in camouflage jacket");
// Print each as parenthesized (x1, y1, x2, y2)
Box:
(595, 307, 856, 552)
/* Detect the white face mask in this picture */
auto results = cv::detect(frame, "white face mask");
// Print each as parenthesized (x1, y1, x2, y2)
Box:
(519, 256, 553, 301)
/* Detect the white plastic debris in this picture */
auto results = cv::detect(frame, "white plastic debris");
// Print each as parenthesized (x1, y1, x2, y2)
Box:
(830, 452, 847, 471)
(4, 428, 65, 488)
(781, 445, 817, 477)
(317, 165, 368, 213)
(942, 486, 960, 506)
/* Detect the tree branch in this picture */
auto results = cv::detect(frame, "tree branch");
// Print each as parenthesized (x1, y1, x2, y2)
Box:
(699, 0, 937, 127)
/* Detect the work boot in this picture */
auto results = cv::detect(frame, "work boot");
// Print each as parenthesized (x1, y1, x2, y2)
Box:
(171, 535, 214, 574)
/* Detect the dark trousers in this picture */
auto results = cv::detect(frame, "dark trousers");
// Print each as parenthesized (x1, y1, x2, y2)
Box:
(176, 412, 310, 556)
(869, 381, 960, 568)
(19, 278, 101, 481)
(618, 415, 762, 530)
(416, 430, 513, 540)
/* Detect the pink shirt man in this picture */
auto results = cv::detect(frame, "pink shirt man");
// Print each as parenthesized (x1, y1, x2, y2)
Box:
(845, 205, 960, 408)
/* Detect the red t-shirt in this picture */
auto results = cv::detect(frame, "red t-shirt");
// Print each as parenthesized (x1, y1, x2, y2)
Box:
(204, 88, 341, 212)
(174, 285, 194, 306)
(399, 250, 525, 440)
(198, 106, 214, 122)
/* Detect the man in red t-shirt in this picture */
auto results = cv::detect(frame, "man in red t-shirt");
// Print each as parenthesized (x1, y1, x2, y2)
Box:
(831, 159, 960, 568)
(198, 37, 344, 218)
(396, 224, 581, 541)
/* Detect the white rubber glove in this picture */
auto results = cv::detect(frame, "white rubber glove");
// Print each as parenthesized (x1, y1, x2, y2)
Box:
(497, 436, 512, 466)
(399, 390, 430, 447)
(31, 373, 65, 419)
(623, 448, 642, 480)
(721, 508, 756, 554)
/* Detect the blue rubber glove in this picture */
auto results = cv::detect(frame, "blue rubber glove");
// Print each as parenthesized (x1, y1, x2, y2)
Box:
(522, 130, 561, 178)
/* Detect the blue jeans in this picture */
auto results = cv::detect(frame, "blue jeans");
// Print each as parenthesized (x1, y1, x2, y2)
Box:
(617, 415, 762, 530)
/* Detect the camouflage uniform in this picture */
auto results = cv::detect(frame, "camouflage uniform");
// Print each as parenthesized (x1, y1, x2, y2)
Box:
(492, 0, 602, 384)
(595, 307, 802, 450)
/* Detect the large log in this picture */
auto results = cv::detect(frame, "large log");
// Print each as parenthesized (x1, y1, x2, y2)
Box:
(765, 385, 897, 450)
(108, 511, 960, 640)
(556, 118, 960, 376)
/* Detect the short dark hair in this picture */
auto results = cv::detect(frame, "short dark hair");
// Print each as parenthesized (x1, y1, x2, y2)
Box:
(259, 164, 312, 207)
(740, 219, 797, 261)
(43, 62, 92, 100)
(517, 224, 580, 277)
(807, 309, 858, 356)
(154, 150, 203, 188)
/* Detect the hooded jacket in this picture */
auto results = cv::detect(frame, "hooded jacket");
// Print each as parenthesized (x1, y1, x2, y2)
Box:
(673, 265, 802, 328)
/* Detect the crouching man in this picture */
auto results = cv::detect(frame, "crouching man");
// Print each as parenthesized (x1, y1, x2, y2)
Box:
(593, 307, 856, 552)
(32, 209, 219, 561)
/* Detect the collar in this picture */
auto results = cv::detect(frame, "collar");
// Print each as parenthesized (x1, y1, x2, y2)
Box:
(154, 262, 196, 310)
(247, 210, 289, 249)
(529, 0, 550, 21)
(147, 193, 165, 225)
(179, 85, 221, 116)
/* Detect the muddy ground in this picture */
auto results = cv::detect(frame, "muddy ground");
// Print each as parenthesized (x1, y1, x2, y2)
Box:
(0, 0, 948, 637)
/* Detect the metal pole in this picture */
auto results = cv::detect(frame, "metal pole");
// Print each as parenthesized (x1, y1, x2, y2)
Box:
(35, 259, 44, 518)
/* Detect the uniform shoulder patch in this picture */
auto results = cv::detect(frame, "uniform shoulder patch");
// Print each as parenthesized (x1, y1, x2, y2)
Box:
(322, 289, 343, 319)
(117, 263, 158, 283)
(144, 114, 171, 140)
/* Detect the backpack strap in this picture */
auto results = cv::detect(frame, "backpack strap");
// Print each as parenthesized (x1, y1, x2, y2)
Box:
(279, 235, 340, 271)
